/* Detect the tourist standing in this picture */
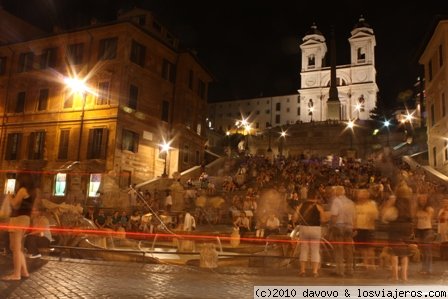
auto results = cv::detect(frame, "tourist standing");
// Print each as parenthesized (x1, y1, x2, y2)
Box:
(2, 173, 38, 281)
(415, 193, 434, 275)
(329, 186, 355, 277)
(297, 187, 325, 277)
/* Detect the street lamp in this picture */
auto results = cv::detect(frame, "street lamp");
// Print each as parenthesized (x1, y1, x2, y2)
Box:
(347, 119, 355, 149)
(279, 130, 287, 156)
(64, 77, 89, 161)
(383, 119, 391, 147)
(160, 141, 171, 178)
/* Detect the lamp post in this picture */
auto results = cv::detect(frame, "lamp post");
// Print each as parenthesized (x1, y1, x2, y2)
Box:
(267, 124, 272, 153)
(64, 77, 88, 161)
(160, 141, 170, 178)
(383, 119, 391, 147)
(347, 119, 355, 149)
(280, 130, 287, 157)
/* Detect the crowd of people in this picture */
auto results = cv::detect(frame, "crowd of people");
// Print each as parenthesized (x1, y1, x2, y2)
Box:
(3, 149, 448, 282)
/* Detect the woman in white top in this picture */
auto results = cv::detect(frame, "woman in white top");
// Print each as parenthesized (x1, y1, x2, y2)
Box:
(415, 194, 434, 275)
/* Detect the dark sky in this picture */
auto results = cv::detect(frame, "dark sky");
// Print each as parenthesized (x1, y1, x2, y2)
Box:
(3, 0, 448, 109)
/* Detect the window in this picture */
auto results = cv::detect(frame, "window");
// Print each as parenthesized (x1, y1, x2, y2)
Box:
(130, 40, 146, 67)
(195, 150, 200, 165)
(440, 45, 444, 67)
(198, 79, 206, 99)
(161, 100, 169, 122)
(297, 96, 300, 103)
(357, 47, 366, 62)
(297, 106, 301, 116)
(28, 131, 45, 160)
(275, 114, 280, 124)
(14, 92, 26, 113)
(96, 82, 110, 105)
(67, 43, 84, 65)
(122, 129, 139, 153)
(255, 122, 259, 129)
(308, 55, 315, 68)
(162, 59, 176, 83)
(286, 107, 290, 112)
(445, 141, 448, 161)
(37, 89, 49, 111)
(256, 110, 260, 115)
(133, 15, 146, 26)
(428, 60, 433, 81)
(188, 70, 194, 89)
(431, 104, 435, 126)
(88, 173, 102, 197)
(196, 123, 201, 135)
(5, 133, 21, 160)
(40, 48, 57, 69)
(183, 144, 189, 163)
(443, 93, 446, 118)
(98, 37, 118, 60)
(265, 109, 270, 114)
(5, 174, 16, 194)
(58, 129, 70, 160)
(128, 84, 138, 110)
(18, 52, 34, 72)
(276, 103, 281, 111)
(54, 173, 67, 196)
(0, 57, 6, 75)
(87, 128, 108, 159)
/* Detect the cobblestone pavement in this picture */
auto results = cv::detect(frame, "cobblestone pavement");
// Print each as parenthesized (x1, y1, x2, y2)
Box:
(1, 256, 448, 299)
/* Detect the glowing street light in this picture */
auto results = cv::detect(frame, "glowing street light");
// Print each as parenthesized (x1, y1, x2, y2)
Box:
(159, 140, 171, 178)
(279, 130, 287, 156)
(64, 76, 89, 161)
(346, 119, 355, 149)
(383, 119, 391, 146)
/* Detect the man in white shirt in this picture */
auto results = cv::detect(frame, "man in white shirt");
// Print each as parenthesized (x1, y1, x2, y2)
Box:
(330, 186, 355, 277)
(183, 211, 196, 231)
(264, 214, 281, 236)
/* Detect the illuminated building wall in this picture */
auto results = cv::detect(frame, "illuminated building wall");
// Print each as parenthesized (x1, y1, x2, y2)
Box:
(0, 8, 212, 206)
(419, 19, 448, 173)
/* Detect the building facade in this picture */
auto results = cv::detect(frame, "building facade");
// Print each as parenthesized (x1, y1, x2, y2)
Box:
(419, 19, 448, 173)
(0, 7, 212, 206)
(208, 17, 378, 134)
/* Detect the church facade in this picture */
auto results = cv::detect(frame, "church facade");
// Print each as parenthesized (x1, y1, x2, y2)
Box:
(299, 17, 378, 122)
(208, 17, 379, 134)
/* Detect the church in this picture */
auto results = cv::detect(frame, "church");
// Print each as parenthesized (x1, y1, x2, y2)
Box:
(299, 16, 378, 122)
(208, 16, 379, 133)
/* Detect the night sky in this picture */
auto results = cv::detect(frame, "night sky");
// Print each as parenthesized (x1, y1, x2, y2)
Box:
(2, 0, 448, 109)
